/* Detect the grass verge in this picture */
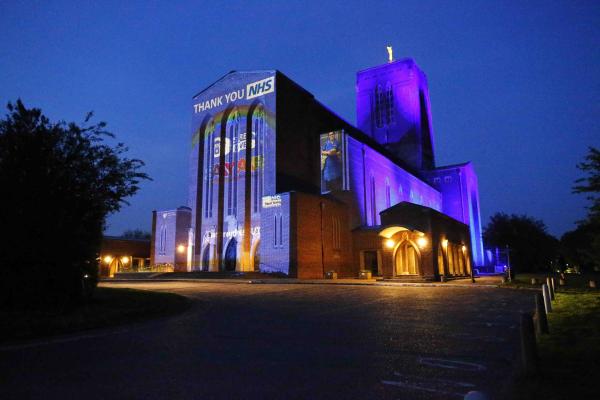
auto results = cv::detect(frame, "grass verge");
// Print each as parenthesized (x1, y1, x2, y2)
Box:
(513, 290, 600, 399)
(0, 287, 190, 343)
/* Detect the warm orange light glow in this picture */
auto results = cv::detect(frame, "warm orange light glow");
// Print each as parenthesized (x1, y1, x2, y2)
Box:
(442, 239, 448, 248)
(385, 239, 395, 249)
(177, 244, 186, 254)
(121, 256, 129, 264)
(417, 237, 428, 248)
(103, 255, 113, 263)
(462, 245, 467, 252)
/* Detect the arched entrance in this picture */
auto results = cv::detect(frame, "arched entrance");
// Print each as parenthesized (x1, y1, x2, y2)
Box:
(251, 240, 260, 272)
(395, 241, 420, 275)
(224, 239, 237, 272)
(201, 245, 210, 272)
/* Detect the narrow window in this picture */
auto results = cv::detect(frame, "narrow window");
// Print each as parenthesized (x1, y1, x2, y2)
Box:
(370, 175, 377, 225)
(385, 82, 394, 125)
(279, 214, 283, 247)
(273, 214, 278, 248)
(385, 178, 391, 208)
(374, 85, 384, 128)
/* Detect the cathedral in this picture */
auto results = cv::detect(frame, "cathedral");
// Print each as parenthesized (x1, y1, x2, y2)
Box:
(150, 57, 484, 280)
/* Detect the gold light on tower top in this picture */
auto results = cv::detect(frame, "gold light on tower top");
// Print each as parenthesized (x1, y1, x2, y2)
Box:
(386, 46, 393, 63)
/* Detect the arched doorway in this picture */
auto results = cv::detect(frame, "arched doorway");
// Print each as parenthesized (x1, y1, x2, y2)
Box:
(224, 239, 237, 272)
(395, 241, 420, 275)
(201, 245, 210, 272)
(251, 240, 261, 272)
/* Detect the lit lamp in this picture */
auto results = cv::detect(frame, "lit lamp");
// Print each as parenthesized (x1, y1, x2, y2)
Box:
(177, 244, 186, 254)
(442, 239, 448, 249)
(103, 255, 113, 263)
(121, 256, 130, 264)
(417, 237, 428, 249)
(461, 245, 467, 252)
(385, 239, 395, 249)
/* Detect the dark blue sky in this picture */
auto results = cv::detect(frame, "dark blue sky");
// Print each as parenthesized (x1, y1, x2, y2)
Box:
(1, 1, 598, 238)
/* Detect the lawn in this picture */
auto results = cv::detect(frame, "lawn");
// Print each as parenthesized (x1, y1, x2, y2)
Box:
(0, 287, 190, 343)
(513, 289, 600, 399)
(503, 272, 599, 292)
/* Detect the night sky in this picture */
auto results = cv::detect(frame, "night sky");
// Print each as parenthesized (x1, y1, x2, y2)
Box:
(1, 1, 598, 238)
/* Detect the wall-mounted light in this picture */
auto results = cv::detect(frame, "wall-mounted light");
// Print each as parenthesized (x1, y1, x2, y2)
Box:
(385, 239, 395, 249)
(417, 237, 428, 249)
(121, 256, 130, 264)
(103, 255, 113, 263)
(177, 244, 186, 254)
(461, 245, 467, 252)
(442, 239, 448, 248)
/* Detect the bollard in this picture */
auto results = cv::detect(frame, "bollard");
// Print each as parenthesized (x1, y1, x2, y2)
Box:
(520, 312, 538, 376)
(551, 277, 557, 294)
(542, 284, 552, 313)
(546, 277, 555, 300)
(590, 280, 597, 289)
(534, 293, 549, 335)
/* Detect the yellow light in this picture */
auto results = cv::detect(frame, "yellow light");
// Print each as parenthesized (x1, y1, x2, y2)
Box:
(103, 255, 113, 263)
(177, 244, 186, 254)
(121, 256, 129, 264)
(462, 245, 467, 252)
(417, 237, 428, 248)
(385, 239, 395, 249)
(442, 239, 448, 248)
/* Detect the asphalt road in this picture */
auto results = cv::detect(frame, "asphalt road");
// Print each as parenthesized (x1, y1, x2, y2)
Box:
(0, 282, 534, 400)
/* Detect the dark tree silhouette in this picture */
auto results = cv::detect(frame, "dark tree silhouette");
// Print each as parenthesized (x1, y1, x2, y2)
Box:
(561, 147, 600, 272)
(121, 229, 151, 240)
(0, 100, 149, 309)
(483, 213, 558, 274)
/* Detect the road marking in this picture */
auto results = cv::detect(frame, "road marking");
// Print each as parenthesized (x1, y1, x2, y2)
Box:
(393, 371, 476, 388)
(0, 328, 131, 352)
(419, 357, 487, 371)
(381, 380, 465, 397)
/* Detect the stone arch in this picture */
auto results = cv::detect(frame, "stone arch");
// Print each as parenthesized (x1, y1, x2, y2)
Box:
(250, 239, 261, 272)
(223, 237, 238, 272)
(393, 238, 421, 276)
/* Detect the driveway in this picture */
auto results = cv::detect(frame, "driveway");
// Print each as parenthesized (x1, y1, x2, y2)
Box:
(0, 282, 533, 399)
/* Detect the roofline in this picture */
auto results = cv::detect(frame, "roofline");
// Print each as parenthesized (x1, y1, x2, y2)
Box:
(192, 70, 278, 99)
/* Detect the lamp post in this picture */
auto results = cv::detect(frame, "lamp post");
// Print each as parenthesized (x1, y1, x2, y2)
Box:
(506, 245, 512, 282)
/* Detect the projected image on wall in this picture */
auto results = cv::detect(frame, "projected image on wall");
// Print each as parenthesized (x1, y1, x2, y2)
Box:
(320, 130, 347, 193)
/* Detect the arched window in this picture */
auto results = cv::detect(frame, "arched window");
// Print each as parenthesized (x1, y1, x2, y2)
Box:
(252, 105, 266, 214)
(203, 118, 216, 218)
(226, 110, 240, 216)
(385, 178, 391, 209)
(159, 224, 167, 255)
(370, 175, 377, 226)
(374, 85, 384, 128)
(385, 82, 394, 125)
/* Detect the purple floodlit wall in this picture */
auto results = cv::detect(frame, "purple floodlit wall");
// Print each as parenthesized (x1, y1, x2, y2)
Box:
(341, 135, 441, 228)
(426, 163, 484, 266)
(356, 58, 435, 171)
(188, 71, 277, 273)
(152, 207, 191, 267)
(259, 192, 291, 274)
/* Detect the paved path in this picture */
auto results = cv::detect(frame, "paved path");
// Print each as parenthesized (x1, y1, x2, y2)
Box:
(0, 282, 533, 399)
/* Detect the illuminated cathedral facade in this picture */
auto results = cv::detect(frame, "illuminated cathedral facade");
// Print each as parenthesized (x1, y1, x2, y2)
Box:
(150, 58, 484, 280)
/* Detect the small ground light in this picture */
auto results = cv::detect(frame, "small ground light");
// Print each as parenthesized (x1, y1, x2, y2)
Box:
(177, 244, 186, 253)
(417, 237, 428, 248)
(103, 255, 113, 263)
(385, 239, 395, 249)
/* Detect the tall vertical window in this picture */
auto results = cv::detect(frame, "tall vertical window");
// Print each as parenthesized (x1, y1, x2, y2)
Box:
(374, 85, 384, 128)
(385, 82, 394, 125)
(226, 110, 240, 216)
(252, 105, 265, 214)
(370, 175, 377, 226)
(385, 178, 391, 209)
(204, 119, 215, 218)
(159, 224, 167, 255)
(332, 217, 341, 250)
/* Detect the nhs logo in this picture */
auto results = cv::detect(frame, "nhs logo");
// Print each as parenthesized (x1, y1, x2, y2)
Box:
(246, 77, 275, 100)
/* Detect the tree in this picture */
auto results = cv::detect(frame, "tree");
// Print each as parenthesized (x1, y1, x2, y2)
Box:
(573, 146, 600, 223)
(561, 147, 600, 273)
(483, 213, 559, 274)
(0, 100, 149, 309)
(122, 229, 151, 240)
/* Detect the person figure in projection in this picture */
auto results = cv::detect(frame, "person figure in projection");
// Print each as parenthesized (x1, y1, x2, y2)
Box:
(321, 132, 343, 192)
